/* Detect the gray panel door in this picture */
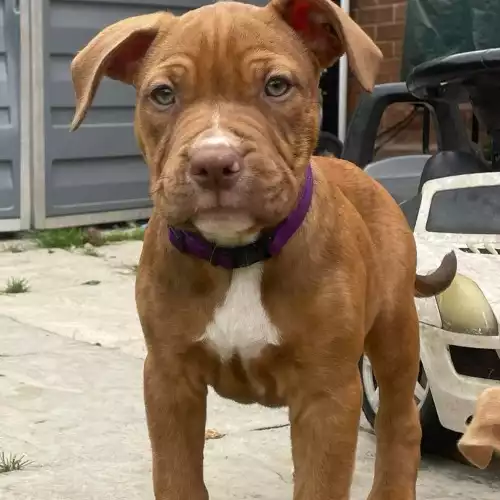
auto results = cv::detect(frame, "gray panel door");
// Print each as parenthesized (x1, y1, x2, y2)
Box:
(0, 0, 21, 220)
(44, 0, 212, 218)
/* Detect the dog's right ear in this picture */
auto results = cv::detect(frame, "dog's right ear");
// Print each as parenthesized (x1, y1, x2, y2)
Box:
(458, 388, 500, 469)
(70, 12, 173, 131)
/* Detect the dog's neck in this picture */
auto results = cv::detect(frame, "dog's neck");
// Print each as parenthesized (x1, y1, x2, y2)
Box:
(168, 164, 314, 269)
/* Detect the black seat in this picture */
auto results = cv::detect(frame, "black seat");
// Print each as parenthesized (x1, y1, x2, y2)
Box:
(400, 151, 489, 229)
(407, 49, 500, 101)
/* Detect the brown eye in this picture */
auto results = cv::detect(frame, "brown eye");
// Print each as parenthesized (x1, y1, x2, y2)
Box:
(265, 76, 293, 98)
(150, 85, 175, 107)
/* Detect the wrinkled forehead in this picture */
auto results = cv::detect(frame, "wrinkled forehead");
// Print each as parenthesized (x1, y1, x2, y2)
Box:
(142, 3, 316, 88)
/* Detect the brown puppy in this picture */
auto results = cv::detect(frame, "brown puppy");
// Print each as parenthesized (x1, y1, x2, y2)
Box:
(70, 1, 457, 499)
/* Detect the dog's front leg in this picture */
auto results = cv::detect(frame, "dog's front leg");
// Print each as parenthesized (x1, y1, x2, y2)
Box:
(289, 361, 362, 500)
(144, 354, 209, 500)
(364, 305, 421, 500)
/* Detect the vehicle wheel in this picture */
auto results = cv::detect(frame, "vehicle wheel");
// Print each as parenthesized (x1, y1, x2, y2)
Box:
(359, 355, 460, 455)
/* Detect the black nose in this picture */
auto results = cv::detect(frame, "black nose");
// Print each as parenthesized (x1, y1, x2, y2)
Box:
(189, 144, 242, 190)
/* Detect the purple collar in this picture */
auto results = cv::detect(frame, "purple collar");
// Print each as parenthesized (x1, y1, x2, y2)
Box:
(168, 164, 313, 269)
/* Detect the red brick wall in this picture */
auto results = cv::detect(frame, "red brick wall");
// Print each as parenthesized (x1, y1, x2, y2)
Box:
(352, 0, 406, 83)
(347, 0, 428, 158)
(349, 0, 407, 101)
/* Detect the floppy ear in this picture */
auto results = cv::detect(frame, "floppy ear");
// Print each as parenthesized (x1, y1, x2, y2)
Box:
(268, 0, 382, 91)
(458, 388, 500, 469)
(70, 12, 173, 131)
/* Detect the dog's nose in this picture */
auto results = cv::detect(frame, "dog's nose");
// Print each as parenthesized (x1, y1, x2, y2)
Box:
(189, 145, 242, 190)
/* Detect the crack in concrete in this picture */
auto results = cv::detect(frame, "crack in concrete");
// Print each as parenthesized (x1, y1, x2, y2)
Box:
(251, 423, 290, 432)
(248, 422, 374, 437)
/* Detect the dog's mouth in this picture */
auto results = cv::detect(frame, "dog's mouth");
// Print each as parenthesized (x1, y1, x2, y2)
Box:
(192, 209, 260, 246)
(158, 146, 298, 243)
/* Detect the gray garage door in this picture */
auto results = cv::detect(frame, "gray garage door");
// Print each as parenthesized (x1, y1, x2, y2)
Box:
(0, 0, 21, 227)
(31, 0, 213, 229)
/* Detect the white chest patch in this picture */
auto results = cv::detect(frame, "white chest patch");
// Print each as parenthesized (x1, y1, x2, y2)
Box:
(200, 263, 281, 361)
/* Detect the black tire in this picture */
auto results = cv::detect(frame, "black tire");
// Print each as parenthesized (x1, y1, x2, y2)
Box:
(359, 356, 460, 456)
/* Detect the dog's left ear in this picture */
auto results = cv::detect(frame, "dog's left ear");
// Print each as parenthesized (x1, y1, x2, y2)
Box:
(458, 388, 500, 469)
(269, 0, 382, 91)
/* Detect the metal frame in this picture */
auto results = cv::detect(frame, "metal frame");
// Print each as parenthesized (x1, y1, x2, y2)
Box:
(0, 0, 31, 231)
(19, 0, 31, 230)
(337, 0, 349, 143)
(30, 0, 45, 229)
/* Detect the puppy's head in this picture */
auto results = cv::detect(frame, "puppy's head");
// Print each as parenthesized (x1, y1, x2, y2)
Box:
(458, 387, 500, 469)
(71, 0, 382, 245)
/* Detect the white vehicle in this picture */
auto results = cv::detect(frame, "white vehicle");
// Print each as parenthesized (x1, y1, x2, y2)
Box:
(340, 50, 500, 453)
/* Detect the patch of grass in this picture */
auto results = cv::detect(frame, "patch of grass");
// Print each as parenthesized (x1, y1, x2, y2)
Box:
(3, 277, 30, 294)
(35, 228, 85, 249)
(103, 227, 145, 244)
(0, 453, 33, 473)
(33, 225, 145, 250)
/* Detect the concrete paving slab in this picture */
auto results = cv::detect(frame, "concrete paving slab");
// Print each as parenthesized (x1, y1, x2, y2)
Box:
(2, 313, 500, 500)
(0, 243, 145, 358)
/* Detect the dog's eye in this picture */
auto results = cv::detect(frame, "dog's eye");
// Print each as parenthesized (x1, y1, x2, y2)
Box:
(265, 76, 292, 98)
(150, 85, 176, 107)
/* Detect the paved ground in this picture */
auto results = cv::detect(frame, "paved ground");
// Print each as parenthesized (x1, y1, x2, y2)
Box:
(1, 241, 500, 499)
